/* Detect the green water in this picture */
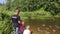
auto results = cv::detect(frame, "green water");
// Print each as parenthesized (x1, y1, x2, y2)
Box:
(24, 18, 60, 34)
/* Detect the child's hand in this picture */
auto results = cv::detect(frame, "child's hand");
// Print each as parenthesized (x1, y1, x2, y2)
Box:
(18, 21, 20, 24)
(22, 22, 24, 25)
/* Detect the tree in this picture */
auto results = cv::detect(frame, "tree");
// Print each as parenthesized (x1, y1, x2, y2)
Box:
(5, 0, 60, 15)
(6, 0, 13, 10)
(44, 0, 60, 15)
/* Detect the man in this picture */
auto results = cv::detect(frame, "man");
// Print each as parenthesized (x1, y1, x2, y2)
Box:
(12, 9, 20, 34)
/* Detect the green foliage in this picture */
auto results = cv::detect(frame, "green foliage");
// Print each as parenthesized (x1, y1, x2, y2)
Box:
(5, 0, 60, 15)
(0, 11, 13, 34)
(44, 0, 60, 15)
(15, 8, 51, 20)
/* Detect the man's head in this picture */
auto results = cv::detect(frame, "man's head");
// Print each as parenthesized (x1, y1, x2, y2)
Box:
(15, 9, 20, 15)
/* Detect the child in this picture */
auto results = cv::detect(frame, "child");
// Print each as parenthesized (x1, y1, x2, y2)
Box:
(19, 20, 24, 34)
(23, 25, 31, 34)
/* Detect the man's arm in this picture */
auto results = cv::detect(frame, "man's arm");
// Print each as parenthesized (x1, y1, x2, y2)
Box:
(18, 16, 20, 23)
